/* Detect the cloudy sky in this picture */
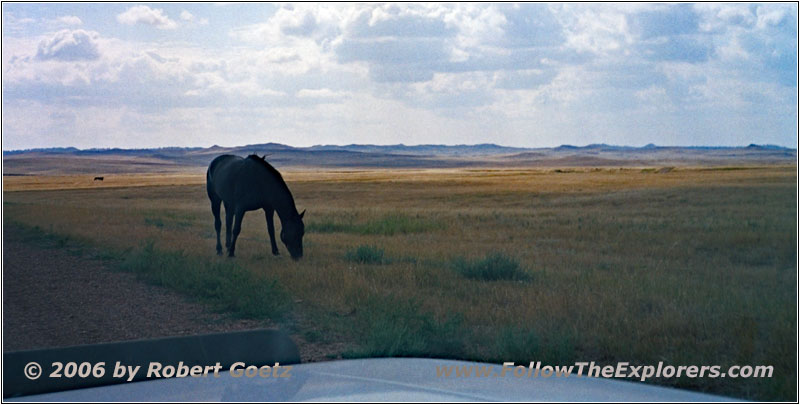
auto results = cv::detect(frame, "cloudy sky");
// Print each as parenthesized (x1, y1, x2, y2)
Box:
(2, 3, 797, 150)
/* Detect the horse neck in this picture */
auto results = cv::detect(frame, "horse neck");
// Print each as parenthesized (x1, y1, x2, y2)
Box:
(263, 179, 297, 222)
(273, 196, 298, 223)
(253, 162, 297, 221)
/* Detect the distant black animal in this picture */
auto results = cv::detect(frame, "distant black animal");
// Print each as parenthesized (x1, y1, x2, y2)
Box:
(206, 154, 305, 259)
(93, 176, 104, 181)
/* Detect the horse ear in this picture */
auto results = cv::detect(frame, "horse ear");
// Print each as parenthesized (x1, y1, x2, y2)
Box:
(299, 209, 306, 219)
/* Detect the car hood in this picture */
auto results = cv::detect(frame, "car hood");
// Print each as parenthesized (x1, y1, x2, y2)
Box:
(12, 358, 735, 402)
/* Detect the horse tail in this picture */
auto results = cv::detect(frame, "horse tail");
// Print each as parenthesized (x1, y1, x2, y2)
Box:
(206, 155, 225, 201)
(206, 170, 216, 202)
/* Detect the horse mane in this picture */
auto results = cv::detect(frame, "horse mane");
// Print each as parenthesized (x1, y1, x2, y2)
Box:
(246, 154, 296, 208)
(247, 154, 284, 181)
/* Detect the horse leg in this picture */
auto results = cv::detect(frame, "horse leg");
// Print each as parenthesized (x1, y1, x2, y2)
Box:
(211, 199, 222, 255)
(229, 208, 246, 258)
(224, 202, 234, 251)
(265, 208, 279, 255)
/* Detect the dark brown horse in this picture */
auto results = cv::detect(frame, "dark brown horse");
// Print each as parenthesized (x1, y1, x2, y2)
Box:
(206, 154, 305, 259)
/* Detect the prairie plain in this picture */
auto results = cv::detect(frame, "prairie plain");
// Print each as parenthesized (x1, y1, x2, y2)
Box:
(3, 165, 797, 400)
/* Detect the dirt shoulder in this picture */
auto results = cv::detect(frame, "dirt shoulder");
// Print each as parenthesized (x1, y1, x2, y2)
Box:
(2, 229, 343, 361)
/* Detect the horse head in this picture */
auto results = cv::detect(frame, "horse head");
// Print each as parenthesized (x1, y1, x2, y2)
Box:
(281, 209, 305, 260)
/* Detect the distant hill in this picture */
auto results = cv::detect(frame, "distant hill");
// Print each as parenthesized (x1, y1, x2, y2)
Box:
(305, 143, 529, 156)
(2, 142, 796, 175)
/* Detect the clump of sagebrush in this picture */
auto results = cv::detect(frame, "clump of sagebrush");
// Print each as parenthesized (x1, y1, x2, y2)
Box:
(121, 240, 290, 319)
(451, 252, 532, 281)
(344, 295, 464, 359)
(345, 244, 389, 264)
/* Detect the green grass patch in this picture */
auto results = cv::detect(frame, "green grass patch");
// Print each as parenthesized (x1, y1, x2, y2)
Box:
(120, 240, 291, 319)
(308, 213, 443, 236)
(302, 329, 324, 343)
(345, 244, 389, 264)
(10, 222, 91, 256)
(451, 252, 532, 281)
(344, 295, 464, 358)
(490, 326, 576, 365)
(144, 217, 166, 228)
(305, 220, 351, 233)
(143, 213, 193, 230)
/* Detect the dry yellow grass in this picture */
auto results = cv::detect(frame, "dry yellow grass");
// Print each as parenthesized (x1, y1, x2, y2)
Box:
(3, 173, 206, 191)
(5, 165, 791, 192)
(3, 165, 796, 400)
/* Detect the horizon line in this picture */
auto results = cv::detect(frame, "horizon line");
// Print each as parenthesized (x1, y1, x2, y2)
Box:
(2, 142, 797, 154)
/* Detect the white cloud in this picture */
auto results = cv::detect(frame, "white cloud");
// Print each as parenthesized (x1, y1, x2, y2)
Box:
(4, 12, 84, 35)
(634, 85, 673, 111)
(2, 12, 37, 35)
(180, 10, 208, 25)
(231, 3, 346, 43)
(185, 71, 286, 99)
(296, 88, 350, 100)
(557, 5, 631, 55)
(116, 6, 178, 30)
(35, 29, 101, 61)
(56, 15, 83, 26)
(756, 4, 794, 29)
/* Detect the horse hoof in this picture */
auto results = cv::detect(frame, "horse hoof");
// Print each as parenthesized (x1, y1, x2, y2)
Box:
(272, 250, 280, 256)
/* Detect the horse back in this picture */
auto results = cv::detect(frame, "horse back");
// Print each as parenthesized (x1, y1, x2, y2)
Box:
(207, 154, 293, 213)
(207, 155, 244, 202)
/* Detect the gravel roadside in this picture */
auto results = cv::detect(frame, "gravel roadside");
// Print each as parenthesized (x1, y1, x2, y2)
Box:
(1, 230, 354, 361)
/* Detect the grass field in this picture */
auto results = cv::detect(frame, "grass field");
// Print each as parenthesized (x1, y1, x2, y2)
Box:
(3, 165, 796, 400)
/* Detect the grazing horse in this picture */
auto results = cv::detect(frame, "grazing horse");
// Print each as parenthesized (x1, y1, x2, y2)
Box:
(206, 154, 305, 259)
